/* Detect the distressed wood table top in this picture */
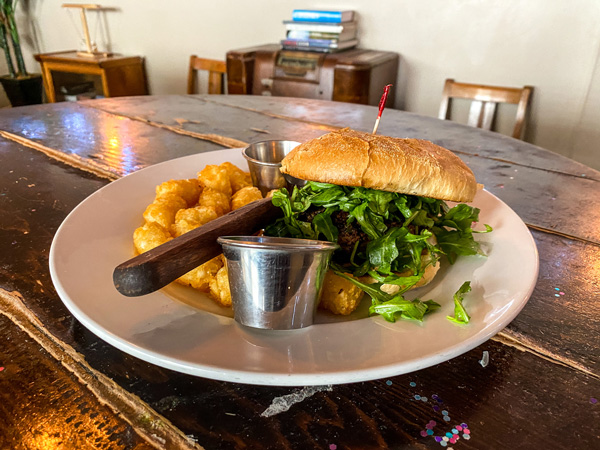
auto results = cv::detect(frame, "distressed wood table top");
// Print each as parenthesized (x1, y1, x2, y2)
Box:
(0, 95, 598, 449)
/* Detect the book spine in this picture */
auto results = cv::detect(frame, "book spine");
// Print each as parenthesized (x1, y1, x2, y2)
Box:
(281, 39, 340, 49)
(292, 10, 345, 23)
(286, 32, 336, 40)
(285, 22, 345, 33)
(281, 44, 333, 53)
(284, 36, 339, 45)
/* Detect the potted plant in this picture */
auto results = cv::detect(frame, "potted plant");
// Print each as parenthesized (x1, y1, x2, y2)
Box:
(0, 0, 42, 106)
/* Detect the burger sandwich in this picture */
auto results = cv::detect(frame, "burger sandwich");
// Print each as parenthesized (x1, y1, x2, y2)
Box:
(264, 128, 491, 323)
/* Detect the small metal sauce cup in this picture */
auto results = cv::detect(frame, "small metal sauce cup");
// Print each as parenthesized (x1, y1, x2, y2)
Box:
(242, 140, 301, 196)
(218, 236, 338, 330)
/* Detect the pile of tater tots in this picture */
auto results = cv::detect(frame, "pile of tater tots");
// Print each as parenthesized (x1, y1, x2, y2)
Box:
(133, 162, 262, 307)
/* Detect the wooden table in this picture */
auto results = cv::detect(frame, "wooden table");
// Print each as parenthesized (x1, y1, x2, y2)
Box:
(0, 95, 598, 449)
(34, 51, 148, 102)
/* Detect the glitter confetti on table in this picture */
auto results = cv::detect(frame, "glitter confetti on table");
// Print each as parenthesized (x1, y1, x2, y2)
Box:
(386, 380, 393, 386)
(0, 367, 4, 372)
(591, 397, 598, 404)
(329, 444, 337, 450)
(442, 410, 451, 422)
(412, 387, 472, 447)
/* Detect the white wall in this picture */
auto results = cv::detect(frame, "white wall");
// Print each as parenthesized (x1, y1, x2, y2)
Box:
(12, 0, 600, 170)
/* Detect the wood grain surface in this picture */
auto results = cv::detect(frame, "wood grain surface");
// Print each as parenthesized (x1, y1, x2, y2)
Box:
(0, 314, 156, 450)
(0, 95, 598, 450)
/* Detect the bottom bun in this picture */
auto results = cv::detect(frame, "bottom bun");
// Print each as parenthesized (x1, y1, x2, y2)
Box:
(379, 258, 440, 296)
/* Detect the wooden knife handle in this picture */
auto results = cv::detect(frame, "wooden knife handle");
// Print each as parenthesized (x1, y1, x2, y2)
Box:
(113, 197, 282, 297)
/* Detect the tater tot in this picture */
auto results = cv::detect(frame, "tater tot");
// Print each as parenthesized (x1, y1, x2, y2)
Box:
(231, 186, 263, 210)
(220, 161, 253, 192)
(177, 255, 224, 291)
(318, 271, 365, 315)
(172, 206, 219, 237)
(133, 221, 172, 254)
(155, 179, 201, 207)
(198, 188, 231, 216)
(209, 259, 232, 307)
(143, 194, 187, 230)
(198, 165, 232, 197)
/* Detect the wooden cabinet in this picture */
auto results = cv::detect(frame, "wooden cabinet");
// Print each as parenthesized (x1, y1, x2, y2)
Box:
(226, 44, 399, 106)
(34, 51, 148, 102)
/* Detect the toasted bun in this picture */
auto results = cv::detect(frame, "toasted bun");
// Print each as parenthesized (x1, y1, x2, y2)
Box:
(378, 260, 441, 296)
(281, 128, 477, 202)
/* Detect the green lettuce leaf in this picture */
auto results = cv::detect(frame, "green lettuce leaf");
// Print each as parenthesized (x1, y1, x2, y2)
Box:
(312, 212, 338, 242)
(332, 268, 440, 322)
(447, 281, 472, 324)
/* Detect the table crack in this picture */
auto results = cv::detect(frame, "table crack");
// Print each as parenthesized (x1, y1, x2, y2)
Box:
(0, 129, 118, 181)
(525, 222, 600, 246)
(493, 331, 599, 381)
(452, 150, 600, 182)
(80, 102, 249, 148)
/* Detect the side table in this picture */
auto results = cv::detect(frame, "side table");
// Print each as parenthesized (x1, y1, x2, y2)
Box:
(34, 51, 148, 102)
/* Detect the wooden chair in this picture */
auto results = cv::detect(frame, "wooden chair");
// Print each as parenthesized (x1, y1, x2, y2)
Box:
(438, 78, 533, 139)
(187, 55, 227, 95)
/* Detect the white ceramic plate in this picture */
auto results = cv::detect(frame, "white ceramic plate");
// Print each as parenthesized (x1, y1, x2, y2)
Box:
(49, 149, 538, 386)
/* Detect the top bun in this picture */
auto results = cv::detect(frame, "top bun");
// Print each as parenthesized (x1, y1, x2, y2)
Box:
(280, 128, 478, 202)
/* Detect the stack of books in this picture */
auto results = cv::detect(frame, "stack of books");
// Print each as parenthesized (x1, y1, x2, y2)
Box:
(281, 9, 358, 53)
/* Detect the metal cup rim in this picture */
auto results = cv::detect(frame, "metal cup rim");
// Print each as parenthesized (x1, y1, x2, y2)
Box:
(242, 140, 301, 167)
(218, 235, 338, 252)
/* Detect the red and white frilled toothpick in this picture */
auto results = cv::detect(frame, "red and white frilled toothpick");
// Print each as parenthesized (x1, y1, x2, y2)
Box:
(372, 84, 392, 135)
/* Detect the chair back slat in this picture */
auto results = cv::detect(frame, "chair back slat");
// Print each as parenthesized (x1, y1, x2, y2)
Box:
(439, 78, 533, 139)
(467, 101, 497, 131)
(187, 55, 227, 95)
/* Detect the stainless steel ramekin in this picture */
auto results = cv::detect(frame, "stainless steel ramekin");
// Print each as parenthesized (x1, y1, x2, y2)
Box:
(218, 236, 338, 330)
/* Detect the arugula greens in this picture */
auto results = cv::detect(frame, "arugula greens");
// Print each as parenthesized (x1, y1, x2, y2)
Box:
(264, 181, 490, 323)
(332, 268, 440, 322)
(447, 281, 472, 324)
